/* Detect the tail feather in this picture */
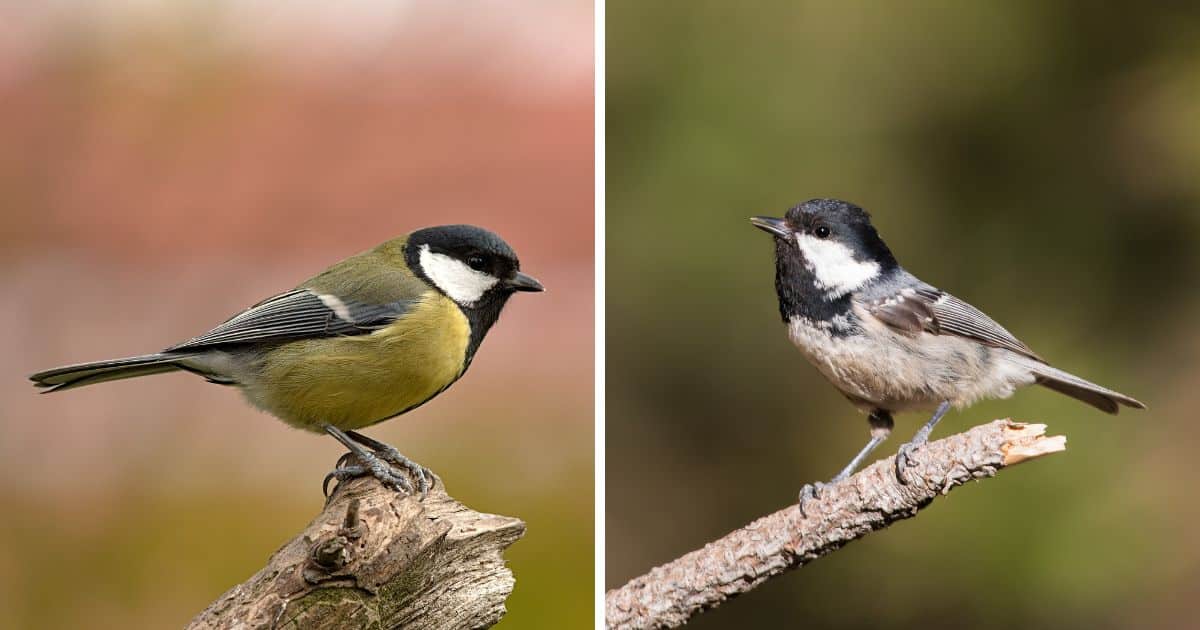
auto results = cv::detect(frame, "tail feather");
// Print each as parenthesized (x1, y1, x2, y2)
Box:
(1016, 359, 1145, 414)
(30, 354, 187, 393)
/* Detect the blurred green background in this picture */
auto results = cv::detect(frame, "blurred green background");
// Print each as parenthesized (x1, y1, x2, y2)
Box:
(606, 2, 1200, 629)
(0, 2, 592, 628)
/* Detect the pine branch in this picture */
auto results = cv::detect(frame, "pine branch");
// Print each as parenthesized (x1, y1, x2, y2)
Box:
(605, 420, 1066, 629)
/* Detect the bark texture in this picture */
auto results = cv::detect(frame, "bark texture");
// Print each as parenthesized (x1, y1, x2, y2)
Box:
(189, 472, 525, 630)
(605, 420, 1066, 629)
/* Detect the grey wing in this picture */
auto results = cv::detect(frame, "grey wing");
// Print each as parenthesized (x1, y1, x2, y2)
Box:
(165, 288, 414, 351)
(864, 286, 1043, 362)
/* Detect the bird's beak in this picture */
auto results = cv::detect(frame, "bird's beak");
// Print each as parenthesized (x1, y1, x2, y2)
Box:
(507, 271, 545, 292)
(750, 216, 791, 238)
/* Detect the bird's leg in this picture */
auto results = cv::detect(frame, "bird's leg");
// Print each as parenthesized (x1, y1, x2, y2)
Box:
(894, 400, 952, 484)
(799, 410, 893, 518)
(347, 430, 433, 493)
(322, 425, 429, 497)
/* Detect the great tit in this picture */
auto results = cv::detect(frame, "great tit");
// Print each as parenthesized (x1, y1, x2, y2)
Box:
(751, 199, 1143, 511)
(30, 224, 543, 495)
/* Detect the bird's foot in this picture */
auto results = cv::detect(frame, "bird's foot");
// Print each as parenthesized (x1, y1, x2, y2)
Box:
(797, 481, 826, 518)
(894, 401, 949, 484)
(323, 464, 377, 497)
(323, 448, 432, 498)
(367, 443, 434, 494)
(894, 441, 923, 484)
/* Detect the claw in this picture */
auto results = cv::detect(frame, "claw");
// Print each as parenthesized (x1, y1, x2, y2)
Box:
(421, 466, 436, 491)
(324, 464, 365, 497)
(797, 481, 825, 518)
(895, 443, 918, 484)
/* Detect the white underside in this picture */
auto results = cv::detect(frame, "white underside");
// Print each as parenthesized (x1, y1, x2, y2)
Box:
(786, 304, 1036, 412)
(418, 245, 500, 306)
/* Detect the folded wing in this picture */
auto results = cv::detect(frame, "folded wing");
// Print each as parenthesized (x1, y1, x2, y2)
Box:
(863, 283, 1144, 413)
(863, 285, 1041, 361)
(166, 288, 416, 351)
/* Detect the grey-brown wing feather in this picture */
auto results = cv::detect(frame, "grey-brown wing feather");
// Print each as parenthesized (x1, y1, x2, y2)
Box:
(862, 281, 1144, 412)
(865, 287, 1043, 362)
(165, 288, 413, 351)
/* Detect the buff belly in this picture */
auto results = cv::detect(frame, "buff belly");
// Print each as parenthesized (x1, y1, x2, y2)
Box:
(243, 294, 471, 432)
(786, 306, 1035, 413)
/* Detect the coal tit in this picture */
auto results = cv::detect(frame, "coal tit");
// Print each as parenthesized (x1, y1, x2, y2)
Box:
(751, 199, 1143, 510)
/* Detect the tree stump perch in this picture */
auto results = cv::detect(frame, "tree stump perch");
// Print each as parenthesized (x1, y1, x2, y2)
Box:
(605, 419, 1067, 629)
(189, 471, 526, 629)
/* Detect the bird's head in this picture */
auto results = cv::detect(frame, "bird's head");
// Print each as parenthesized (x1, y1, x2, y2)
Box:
(407, 225, 544, 311)
(751, 198, 897, 299)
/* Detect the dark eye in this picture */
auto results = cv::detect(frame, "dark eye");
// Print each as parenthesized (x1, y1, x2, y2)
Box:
(814, 226, 831, 239)
(466, 254, 488, 271)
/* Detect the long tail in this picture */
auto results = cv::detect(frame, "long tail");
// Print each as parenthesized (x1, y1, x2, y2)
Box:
(30, 353, 191, 393)
(1010, 356, 1145, 414)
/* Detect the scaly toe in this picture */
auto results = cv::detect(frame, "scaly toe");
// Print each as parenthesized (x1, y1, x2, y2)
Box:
(895, 443, 918, 484)
(369, 449, 433, 495)
(366, 459, 414, 494)
(323, 464, 367, 497)
(419, 466, 436, 492)
(324, 447, 432, 497)
(797, 481, 825, 518)
(379, 457, 427, 494)
(412, 468, 431, 494)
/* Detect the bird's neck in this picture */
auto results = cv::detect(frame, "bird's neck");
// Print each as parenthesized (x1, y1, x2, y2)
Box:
(458, 293, 514, 366)
(773, 241, 855, 325)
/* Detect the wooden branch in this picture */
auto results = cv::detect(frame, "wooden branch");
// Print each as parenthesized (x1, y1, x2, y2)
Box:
(605, 419, 1066, 629)
(188, 471, 526, 630)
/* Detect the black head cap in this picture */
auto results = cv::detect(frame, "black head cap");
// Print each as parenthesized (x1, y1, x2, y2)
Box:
(754, 198, 898, 270)
(406, 224, 543, 297)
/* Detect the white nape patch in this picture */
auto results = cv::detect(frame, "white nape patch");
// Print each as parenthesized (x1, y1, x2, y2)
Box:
(316, 293, 352, 321)
(794, 233, 881, 298)
(418, 244, 500, 306)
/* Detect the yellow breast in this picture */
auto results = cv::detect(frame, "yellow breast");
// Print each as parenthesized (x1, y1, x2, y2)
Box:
(251, 292, 471, 431)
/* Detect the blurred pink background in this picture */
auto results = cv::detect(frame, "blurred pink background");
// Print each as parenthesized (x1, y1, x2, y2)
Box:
(0, 2, 593, 628)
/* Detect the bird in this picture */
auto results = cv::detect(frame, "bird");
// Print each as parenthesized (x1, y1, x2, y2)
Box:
(750, 199, 1143, 511)
(30, 224, 543, 496)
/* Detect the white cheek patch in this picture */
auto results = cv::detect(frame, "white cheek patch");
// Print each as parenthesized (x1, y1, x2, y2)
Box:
(794, 233, 881, 297)
(418, 245, 500, 306)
